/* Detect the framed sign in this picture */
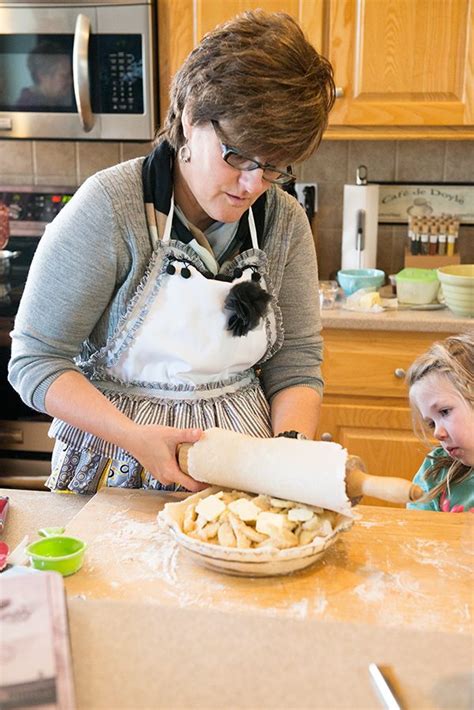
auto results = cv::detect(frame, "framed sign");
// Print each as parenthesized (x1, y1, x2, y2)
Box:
(377, 183, 474, 224)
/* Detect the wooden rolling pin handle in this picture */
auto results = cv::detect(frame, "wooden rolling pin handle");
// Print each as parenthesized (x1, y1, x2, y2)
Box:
(346, 469, 423, 504)
(177, 443, 192, 474)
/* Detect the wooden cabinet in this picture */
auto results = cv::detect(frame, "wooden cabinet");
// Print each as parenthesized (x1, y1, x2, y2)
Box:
(316, 329, 440, 507)
(322, 0, 473, 135)
(157, 0, 473, 138)
(157, 1, 308, 125)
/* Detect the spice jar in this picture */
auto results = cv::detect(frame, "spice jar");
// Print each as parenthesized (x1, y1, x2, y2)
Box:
(428, 224, 438, 255)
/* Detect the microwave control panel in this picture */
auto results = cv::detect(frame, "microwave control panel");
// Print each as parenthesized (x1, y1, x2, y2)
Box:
(93, 35, 144, 114)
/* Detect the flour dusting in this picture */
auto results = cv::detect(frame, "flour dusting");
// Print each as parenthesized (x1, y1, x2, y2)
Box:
(353, 565, 424, 604)
(405, 539, 472, 577)
(93, 511, 180, 585)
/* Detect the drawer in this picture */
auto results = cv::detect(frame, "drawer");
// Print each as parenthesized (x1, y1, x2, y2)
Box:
(322, 330, 437, 398)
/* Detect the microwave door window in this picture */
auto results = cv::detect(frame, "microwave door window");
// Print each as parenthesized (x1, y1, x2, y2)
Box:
(0, 34, 76, 112)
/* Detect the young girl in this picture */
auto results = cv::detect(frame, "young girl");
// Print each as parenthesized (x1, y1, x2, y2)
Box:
(406, 333, 474, 512)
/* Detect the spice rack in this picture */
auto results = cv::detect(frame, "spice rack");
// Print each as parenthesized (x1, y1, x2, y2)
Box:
(404, 214, 461, 269)
(404, 250, 461, 268)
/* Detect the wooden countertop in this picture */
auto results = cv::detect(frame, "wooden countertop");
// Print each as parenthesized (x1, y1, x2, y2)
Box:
(4, 487, 471, 635)
(321, 306, 473, 332)
(3, 487, 473, 709)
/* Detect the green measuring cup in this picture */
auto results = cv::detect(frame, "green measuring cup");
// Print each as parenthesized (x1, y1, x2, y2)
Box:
(26, 529, 87, 576)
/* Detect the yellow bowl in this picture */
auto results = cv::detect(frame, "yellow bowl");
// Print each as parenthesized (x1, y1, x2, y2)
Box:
(437, 265, 474, 317)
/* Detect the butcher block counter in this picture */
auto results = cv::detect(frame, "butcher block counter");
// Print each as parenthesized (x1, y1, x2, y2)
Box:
(2, 487, 473, 709)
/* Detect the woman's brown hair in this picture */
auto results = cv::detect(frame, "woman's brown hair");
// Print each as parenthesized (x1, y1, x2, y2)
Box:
(406, 332, 474, 500)
(158, 10, 335, 166)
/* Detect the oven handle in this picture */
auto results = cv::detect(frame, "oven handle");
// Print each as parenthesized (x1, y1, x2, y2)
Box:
(0, 429, 23, 444)
(73, 13, 95, 133)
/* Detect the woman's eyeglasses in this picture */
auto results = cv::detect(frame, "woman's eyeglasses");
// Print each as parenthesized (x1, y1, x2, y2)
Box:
(211, 120, 295, 186)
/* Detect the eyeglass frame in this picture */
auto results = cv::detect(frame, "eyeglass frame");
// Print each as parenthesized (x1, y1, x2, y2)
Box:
(211, 120, 295, 186)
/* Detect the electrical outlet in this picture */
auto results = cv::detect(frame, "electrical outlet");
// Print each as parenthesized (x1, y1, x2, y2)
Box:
(294, 182, 318, 211)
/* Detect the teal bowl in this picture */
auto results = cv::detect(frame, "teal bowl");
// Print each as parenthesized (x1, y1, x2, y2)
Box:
(337, 268, 386, 296)
(26, 535, 87, 576)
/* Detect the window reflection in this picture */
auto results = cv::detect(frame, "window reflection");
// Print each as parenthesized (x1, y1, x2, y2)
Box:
(15, 40, 73, 109)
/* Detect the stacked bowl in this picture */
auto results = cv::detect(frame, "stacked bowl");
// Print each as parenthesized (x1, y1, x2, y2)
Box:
(437, 265, 474, 317)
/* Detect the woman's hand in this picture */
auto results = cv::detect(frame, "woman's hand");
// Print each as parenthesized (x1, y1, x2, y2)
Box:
(123, 424, 206, 491)
(45, 371, 206, 491)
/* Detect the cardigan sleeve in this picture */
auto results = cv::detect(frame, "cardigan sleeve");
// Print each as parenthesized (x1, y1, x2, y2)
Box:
(8, 175, 120, 412)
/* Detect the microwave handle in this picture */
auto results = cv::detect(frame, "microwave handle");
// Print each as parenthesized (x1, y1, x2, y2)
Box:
(73, 13, 95, 132)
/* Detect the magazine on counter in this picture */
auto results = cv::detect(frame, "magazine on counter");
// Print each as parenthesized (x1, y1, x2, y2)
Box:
(0, 571, 75, 710)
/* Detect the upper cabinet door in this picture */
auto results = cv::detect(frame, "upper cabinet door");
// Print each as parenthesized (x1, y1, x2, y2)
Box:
(158, 0, 324, 125)
(325, 0, 473, 126)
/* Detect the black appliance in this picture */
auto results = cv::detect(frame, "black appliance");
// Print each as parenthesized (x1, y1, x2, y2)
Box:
(0, 184, 74, 488)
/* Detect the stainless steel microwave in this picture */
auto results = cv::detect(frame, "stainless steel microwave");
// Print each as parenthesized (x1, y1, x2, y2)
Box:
(0, 0, 158, 140)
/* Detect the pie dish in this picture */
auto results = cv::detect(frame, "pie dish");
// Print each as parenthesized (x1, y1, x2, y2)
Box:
(158, 487, 353, 577)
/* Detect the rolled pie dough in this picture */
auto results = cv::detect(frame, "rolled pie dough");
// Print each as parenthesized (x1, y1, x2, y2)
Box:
(186, 428, 352, 516)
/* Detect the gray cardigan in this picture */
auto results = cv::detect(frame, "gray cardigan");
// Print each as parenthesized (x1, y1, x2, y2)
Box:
(9, 158, 323, 412)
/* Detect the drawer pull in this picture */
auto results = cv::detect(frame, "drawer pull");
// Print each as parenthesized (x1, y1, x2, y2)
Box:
(394, 368, 406, 379)
(321, 432, 333, 442)
(335, 87, 344, 98)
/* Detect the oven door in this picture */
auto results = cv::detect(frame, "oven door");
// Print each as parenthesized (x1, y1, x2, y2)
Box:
(0, 337, 54, 490)
(0, 0, 157, 140)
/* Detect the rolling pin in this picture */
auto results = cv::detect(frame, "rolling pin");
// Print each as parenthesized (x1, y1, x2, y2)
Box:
(177, 428, 423, 514)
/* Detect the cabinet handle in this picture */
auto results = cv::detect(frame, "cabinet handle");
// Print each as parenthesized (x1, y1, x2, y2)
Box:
(394, 368, 406, 379)
(335, 87, 344, 98)
(321, 432, 333, 442)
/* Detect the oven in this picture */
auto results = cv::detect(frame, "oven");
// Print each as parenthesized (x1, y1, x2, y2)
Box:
(0, 184, 74, 489)
(0, 0, 158, 141)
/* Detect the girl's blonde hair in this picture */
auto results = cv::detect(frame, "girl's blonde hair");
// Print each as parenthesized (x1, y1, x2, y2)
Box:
(157, 10, 335, 166)
(406, 332, 474, 500)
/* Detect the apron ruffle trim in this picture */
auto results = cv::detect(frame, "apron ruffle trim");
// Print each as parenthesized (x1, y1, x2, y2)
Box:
(88, 369, 259, 397)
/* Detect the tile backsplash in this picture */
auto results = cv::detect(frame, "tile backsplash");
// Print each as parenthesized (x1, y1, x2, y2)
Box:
(0, 139, 149, 187)
(1, 138, 473, 279)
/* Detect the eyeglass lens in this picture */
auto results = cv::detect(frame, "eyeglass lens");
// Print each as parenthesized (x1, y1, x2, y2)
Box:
(225, 150, 293, 184)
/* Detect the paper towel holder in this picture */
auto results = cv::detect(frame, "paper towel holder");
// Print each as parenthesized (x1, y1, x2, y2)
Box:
(341, 166, 379, 271)
(356, 165, 368, 185)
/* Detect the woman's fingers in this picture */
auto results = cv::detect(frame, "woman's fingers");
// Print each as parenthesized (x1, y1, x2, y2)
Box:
(175, 428, 203, 444)
(142, 425, 205, 490)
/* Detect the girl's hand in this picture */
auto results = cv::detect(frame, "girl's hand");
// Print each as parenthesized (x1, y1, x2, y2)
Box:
(124, 424, 205, 491)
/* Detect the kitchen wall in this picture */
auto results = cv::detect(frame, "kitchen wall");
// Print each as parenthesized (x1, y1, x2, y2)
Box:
(1, 138, 473, 280)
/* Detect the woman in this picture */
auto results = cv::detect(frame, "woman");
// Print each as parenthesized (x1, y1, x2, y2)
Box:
(9, 10, 335, 494)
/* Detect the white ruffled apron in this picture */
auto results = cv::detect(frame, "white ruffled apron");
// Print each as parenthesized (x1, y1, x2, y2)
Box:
(47, 200, 283, 493)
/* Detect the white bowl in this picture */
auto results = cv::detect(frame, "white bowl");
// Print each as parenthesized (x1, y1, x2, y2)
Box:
(437, 265, 474, 317)
(158, 487, 353, 577)
(395, 268, 440, 305)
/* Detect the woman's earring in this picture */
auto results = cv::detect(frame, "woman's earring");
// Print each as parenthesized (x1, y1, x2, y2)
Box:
(178, 143, 191, 163)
